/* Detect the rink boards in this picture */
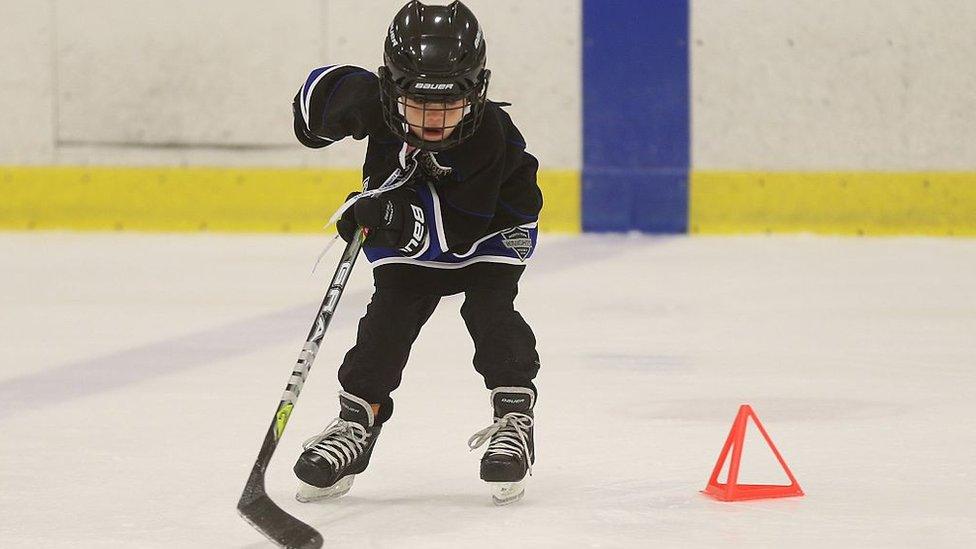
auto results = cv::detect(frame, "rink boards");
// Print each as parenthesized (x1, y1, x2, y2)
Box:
(3, 0, 976, 236)
(2, 166, 974, 236)
(0, 166, 580, 234)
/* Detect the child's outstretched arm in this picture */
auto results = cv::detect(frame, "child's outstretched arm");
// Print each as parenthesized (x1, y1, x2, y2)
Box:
(292, 65, 383, 148)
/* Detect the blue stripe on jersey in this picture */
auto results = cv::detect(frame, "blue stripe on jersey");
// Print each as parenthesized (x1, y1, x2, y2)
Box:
(444, 196, 494, 219)
(363, 225, 537, 266)
(302, 65, 335, 104)
(498, 199, 538, 222)
(320, 72, 372, 129)
(361, 183, 537, 267)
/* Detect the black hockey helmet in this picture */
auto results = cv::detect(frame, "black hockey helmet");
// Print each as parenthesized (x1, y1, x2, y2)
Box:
(379, 0, 491, 151)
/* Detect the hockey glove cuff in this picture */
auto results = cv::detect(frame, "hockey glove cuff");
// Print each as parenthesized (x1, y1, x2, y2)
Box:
(336, 189, 429, 256)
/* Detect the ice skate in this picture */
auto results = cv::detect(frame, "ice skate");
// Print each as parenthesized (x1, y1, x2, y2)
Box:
(296, 473, 356, 502)
(293, 391, 382, 502)
(488, 479, 526, 505)
(468, 387, 535, 506)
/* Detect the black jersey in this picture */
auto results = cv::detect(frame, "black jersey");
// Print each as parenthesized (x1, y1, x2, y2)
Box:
(295, 65, 543, 254)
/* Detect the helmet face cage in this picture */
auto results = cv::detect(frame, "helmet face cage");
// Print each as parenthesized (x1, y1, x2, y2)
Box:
(379, 68, 491, 152)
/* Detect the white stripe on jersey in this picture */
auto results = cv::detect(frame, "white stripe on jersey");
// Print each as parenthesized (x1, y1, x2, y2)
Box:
(370, 255, 530, 270)
(427, 182, 449, 255)
(301, 64, 355, 132)
(452, 222, 538, 259)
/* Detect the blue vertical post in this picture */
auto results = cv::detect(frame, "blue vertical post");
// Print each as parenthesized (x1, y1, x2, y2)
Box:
(582, 0, 690, 233)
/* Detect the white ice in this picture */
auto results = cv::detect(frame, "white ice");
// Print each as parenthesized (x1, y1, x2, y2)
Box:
(2, 233, 975, 548)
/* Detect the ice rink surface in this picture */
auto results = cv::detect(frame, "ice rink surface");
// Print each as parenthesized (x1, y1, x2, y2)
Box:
(2, 232, 975, 548)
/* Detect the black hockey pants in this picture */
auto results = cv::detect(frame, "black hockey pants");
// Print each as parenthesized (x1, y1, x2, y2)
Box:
(337, 262, 540, 423)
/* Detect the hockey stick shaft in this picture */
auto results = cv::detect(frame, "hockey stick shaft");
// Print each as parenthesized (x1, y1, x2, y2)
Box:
(238, 228, 367, 549)
(275, 228, 366, 443)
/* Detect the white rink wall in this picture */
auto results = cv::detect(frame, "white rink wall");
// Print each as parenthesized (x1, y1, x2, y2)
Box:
(691, 0, 976, 170)
(5, 1, 976, 172)
(0, 0, 581, 169)
(0, 1, 56, 164)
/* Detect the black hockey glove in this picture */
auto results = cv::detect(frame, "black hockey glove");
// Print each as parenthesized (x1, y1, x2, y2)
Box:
(336, 189, 428, 256)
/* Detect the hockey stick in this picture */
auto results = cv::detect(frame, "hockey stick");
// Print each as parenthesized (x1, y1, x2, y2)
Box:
(237, 228, 367, 549)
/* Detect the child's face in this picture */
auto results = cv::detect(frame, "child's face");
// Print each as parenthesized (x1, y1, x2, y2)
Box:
(402, 96, 467, 142)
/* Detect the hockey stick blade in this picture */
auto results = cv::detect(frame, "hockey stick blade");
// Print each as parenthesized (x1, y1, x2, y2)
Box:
(237, 414, 325, 548)
(238, 493, 323, 549)
(237, 229, 367, 548)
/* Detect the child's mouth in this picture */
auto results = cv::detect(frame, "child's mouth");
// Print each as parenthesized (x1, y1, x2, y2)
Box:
(422, 128, 446, 140)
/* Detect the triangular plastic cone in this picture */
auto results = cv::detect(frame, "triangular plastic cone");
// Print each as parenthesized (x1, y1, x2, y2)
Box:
(702, 404, 804, 501)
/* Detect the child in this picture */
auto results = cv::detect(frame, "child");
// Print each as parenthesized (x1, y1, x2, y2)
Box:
(291, 0, 542, 506)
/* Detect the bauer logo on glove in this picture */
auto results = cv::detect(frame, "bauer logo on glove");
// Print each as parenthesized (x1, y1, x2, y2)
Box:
(336, 188, 429, 257)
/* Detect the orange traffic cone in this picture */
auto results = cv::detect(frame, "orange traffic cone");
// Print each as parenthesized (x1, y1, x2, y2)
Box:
(702, 404, 804, 501)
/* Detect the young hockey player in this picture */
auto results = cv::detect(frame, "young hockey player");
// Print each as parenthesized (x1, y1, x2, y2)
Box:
(291, 0, 541, 505)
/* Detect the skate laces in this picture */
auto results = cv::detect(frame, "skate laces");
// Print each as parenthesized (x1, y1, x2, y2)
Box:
(467, 412, 534, 474)
(302, 418, 369, 470)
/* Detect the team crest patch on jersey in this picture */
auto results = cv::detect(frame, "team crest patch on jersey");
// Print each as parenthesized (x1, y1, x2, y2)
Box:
(501, 227, 532, 261)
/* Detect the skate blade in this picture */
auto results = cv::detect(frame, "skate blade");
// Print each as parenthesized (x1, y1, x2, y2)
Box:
(489, 480, 525, 506)
(295, 475, 355, 503)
